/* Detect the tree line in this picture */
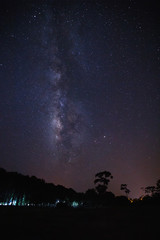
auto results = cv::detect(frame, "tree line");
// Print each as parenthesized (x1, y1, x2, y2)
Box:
(0, 168, 160, 207)
(0, 168, 78, 207)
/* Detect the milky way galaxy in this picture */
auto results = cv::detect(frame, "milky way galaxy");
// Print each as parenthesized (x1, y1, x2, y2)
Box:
(43, 9, 87, 163)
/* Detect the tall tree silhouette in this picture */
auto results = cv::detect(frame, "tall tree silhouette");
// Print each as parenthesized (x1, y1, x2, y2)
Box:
(94, 171, 113, 195)
(120, 184, 130, 198)
(156, 179, 160, 194)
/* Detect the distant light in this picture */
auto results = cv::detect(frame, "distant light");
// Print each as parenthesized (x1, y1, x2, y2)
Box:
(71, 201, 79, 208)
(12, 200, 17, 206)
(55, 199, 60, 206)
(129, 198, 133, 203)
(139, 195, 144, 201)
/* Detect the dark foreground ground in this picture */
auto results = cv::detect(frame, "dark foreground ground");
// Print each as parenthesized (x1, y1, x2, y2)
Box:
(0, 205, 159, 240)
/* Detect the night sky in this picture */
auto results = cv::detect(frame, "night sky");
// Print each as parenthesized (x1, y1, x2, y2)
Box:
(0, 0, 160, 198)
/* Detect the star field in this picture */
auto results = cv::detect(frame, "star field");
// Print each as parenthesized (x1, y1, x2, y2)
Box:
(0, 0, 160, 197)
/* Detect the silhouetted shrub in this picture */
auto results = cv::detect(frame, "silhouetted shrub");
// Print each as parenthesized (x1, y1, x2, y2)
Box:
(115, 196, 130, 206)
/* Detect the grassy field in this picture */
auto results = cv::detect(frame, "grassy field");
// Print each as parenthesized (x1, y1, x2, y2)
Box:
(0, 206, 159, 239)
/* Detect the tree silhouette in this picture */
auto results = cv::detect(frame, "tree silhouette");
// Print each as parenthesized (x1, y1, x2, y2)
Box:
(85, 188, 97, 199)
(144, 186, 156, 196)
(156, 179, 160, 194)
(120, 184, 130, 198)
(0, 167, 80, 206)
(94, 171, 113, 195)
